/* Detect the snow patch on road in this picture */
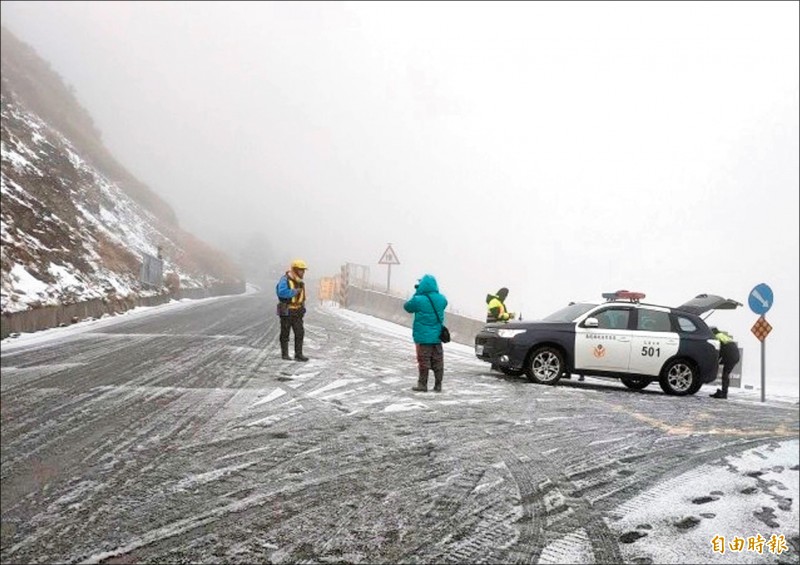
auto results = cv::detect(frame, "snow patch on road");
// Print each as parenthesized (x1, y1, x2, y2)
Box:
(174, 461, 256, 491)
(308, 378, 364, 397)
(2, 363, 86, 371)
(246, 412, 294, 428)
(538, 528, 595, 564)
(609, 439, 799, 565)
(384, 400, 427, 412)
(253, 388, 286, 406)
(589, 433, 637, 446)
(380, 376, 406, 385)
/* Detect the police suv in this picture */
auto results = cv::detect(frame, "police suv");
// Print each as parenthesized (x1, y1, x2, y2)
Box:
(474, 291, 741, 396)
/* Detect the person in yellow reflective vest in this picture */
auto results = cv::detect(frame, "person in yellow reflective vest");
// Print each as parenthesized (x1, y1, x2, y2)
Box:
(486, 287, 516, 372)
(486, 288, 515, 323)
(276, 259, 309, 361)
(709, 327, 740, 399)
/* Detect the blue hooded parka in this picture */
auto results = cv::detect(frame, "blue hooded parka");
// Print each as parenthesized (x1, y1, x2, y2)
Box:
(403, 274, 448, 344)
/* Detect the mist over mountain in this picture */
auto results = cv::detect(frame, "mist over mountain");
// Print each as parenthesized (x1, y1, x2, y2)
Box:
(1, 26, 243, 315)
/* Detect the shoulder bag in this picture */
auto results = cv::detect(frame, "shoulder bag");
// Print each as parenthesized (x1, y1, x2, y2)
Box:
(425, 294, 451, 343)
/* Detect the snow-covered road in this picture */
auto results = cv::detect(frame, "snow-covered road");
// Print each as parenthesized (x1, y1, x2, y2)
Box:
(1, 293, 798, 564)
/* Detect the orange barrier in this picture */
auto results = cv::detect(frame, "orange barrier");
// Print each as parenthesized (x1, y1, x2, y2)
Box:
(318, 277, 339, 304)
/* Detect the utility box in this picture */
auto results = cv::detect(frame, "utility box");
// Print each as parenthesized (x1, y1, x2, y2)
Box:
(140, 252, 163, 290)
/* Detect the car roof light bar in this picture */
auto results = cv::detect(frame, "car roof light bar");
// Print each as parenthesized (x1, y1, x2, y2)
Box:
(602, 290, 646, 303)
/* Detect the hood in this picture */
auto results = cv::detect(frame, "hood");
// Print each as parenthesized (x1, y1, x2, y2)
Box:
(415, 274, 439, 295)
(676, 294, 742, 315)
(486, 288, 508, 304)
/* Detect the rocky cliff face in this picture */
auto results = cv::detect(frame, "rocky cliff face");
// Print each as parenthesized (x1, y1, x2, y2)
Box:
(1, 27, 242, 314)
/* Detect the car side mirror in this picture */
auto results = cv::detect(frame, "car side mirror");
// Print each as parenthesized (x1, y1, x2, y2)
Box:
(584, 317, 599, 328)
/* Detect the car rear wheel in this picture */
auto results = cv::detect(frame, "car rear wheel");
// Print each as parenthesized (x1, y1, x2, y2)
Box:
(659, 359, 698, 396)
(686, 375, 705, 395)
(526, 346, 565, 385)
(621, 376, 651, 390)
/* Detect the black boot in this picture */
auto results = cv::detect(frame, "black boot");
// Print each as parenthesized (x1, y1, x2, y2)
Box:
(294, 351, 309, 362)
(433, 370, 443, 392)
(412, 370, 429, 392)
(710, 389, 727, 399)
(281, 344, 291, 360)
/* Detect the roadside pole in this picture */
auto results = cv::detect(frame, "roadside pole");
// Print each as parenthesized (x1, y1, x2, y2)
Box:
(748, 283, 774, 403)
(761, 338, 765, 403)
(378, 243, 400, 295)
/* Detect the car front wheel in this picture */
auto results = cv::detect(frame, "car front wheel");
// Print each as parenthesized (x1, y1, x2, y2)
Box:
(621, 376, 651, 390)
(526, 346, 565, 385)
(659, 359, 698, 396)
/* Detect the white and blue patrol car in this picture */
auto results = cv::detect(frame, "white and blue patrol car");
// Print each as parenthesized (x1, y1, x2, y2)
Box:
(474, 291, 741, 395)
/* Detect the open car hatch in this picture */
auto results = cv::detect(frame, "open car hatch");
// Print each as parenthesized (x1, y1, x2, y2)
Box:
(677, 294, 743, 316)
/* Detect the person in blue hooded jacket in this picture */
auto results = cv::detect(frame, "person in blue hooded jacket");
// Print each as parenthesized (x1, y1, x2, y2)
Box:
(403, 274, 448, 392)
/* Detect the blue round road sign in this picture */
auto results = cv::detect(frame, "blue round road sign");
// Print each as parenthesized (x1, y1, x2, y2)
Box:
(748, 283, 773, 316)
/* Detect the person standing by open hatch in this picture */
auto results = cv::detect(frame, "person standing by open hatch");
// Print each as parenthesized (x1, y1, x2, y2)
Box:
(276, 259, 309, 362)
(403, 274, 448, 392)
(709, 326, 740, 399)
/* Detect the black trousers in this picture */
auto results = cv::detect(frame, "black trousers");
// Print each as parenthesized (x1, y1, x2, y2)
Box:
(279, 314, 304, 355)
(719, 342, 740, 394)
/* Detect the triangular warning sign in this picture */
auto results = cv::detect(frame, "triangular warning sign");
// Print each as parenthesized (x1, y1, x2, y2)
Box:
(378, 244, 400, 265)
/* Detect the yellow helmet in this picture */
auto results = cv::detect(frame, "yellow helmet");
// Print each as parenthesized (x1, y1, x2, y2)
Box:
(291, 259, 308, 270)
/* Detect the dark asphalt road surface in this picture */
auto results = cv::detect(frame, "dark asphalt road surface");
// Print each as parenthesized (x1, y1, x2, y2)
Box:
(1, 292, 798, 564)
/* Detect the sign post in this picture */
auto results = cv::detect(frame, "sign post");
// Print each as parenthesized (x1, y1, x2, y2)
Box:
(378, 244, 400, 294)
(748, 283, 773, 402)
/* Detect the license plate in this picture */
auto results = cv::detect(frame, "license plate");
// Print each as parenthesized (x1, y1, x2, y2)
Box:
(475, 345, 484, 355)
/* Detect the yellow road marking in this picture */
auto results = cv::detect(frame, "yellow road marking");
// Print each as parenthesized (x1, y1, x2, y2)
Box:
(606, 403, 795, 437)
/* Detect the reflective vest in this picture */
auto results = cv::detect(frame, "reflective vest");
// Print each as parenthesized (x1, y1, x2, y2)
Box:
(487, 296, 509, 322)
(287, 274, 305, 310)
(714, 330, 734, 344)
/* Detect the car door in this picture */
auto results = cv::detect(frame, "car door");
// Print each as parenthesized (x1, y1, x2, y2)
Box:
(574, 306, 634, 371)
(627, 307, 680, 376)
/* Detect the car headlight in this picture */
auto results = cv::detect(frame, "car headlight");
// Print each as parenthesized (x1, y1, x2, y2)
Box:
(498, 329, 527, 338)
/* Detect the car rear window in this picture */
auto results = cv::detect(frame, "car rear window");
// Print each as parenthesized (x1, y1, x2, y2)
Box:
(637, 309, 671, 332)
(676, 316, 698, 332)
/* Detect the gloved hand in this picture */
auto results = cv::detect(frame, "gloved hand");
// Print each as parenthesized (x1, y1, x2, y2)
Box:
(295, 280, 305, 288)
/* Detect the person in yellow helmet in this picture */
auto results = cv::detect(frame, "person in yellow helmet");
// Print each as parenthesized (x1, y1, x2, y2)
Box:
(276, 259, 309, 361)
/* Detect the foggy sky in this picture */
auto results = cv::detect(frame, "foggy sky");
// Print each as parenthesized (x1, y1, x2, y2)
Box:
(2, 1, 798, 392)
